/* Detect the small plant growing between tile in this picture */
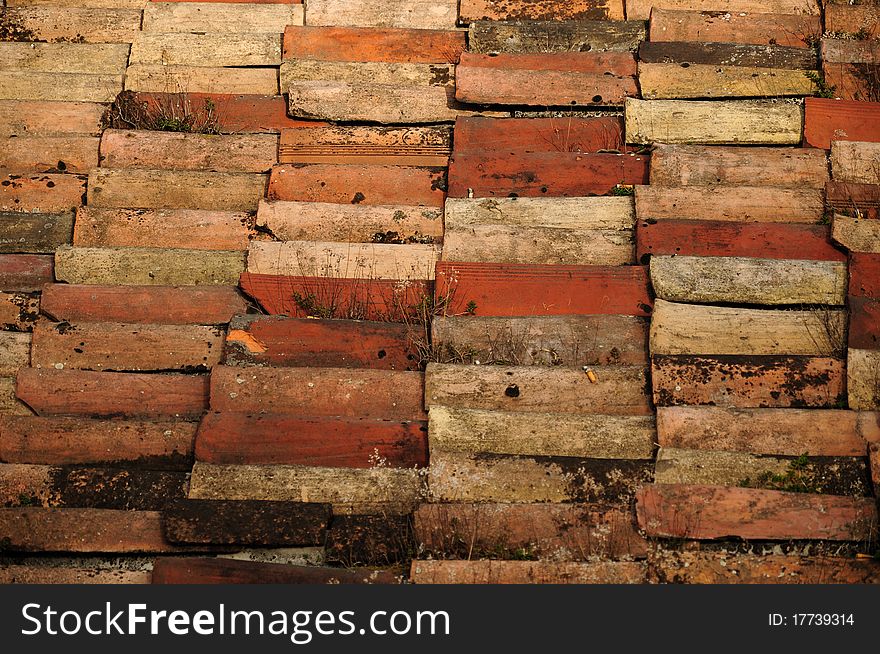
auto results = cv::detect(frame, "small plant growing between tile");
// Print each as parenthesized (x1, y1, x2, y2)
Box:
(805, 70, 837, 98)
(108, 90, 221, 134)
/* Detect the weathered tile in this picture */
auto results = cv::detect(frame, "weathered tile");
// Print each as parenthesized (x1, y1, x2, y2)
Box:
(256, 200, 443, 243)
(454, 52, 637, 106)
(639, 41, 818, 69)
(657, 406, 874, 456)
(639, 63, 815, 99)
(142, 2, 302, 31)
(0, 173, 86, 214)
(124, 65, 278, 95)
(427, 450, 653, 503)
(54, 246, 246, 285)
(410, 560, 645, 583)
(651, 354, 846, 408)
(1, 137, 99, 174)
(831, 141, 880, 185)
(636, 483, 877, 541)
(648, 144, 828, 188)
(849, 349, 880, 410)
(16, 368, 210, 418)
(73, 207, 254, 250)
(804, 97, 880, 149)
(223, 315, 419, 370)
(453, 115, 626, 154)
(650, 300, 846, 356)
(238, 273, 432, 321)
(648, 8, 820, 49)
(429, 406, 654, 458)
(31, 322, 225, 372)
(0, 100, 105, 137)
(0, 331, 30, 376)
(87, 169, 267, 211)
(209, 365, 426, 419)
(414, 502, 647, 560)
(152, 558, 398, 584)
(635, 185, 824, 223)
(162, 499, 329, 546)
(832, 214, 880, 252)
(0, 508, 185, 552)
(195, 412, 428, 467)
(636, 220, 844, 264)
(267, 164, 445, 206)
(282, 25, 464, 63)
(0, 7, 142, 43)
(0, 254, 54, 292)
(0, 42, 130, 73)
(459, 0, 625, 22)
(0, 211, 74, 253)
(246, 241, 439, 280)
(278, 125, 451, 166)
(448, 152, 648, 198)
(650, 255, 846, 305)
(651, 551, 880, 584)
(303, 0, 457, 29)
(188, 462, 422, 514)
(99, 129, 278, 173)
(0, 292, 40, 332)
(0, 415, 196, 468)
(431, 314, 648, 366)
(425, 363, 651, 415)
(40, 284, 247, 325)
(625, 98, 803, 145)
(434, 261, 652, 316)
(469, 19, 644, 54)
(129, 32, 282, 66)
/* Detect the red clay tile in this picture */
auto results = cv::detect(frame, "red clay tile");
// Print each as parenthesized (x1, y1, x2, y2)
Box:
(651, 355, 847, 408)
(224, 316, 419, 370)
(282, 25, 465, 63)
(849, 296, 880, 349)
(458, 51, 637, 74)
(804, 97, 880, 148)
(268, 164, 446, 207)
(850, 252, 880, 297)
(434, 262, 653, 316)
(152, 558, 398, 584)
(447, 152, 648, 198)
(454, 53, 637, 106)
(0, 255, 54, 292)
(636, 220, 846, 264)
(0, 415, 196, 469)
(126, 92, 327, 133)
(826, 181, 880, 219)
(209, 365, 426, 420)
(823, 63, 880, 103)
(649, 9, 820, 49)
(825, 4, 880, 35)
(16, 369, 209, 419)
(73, 207, 254, 251)
(278, 125, 451, 167)
(239, 273, 433, 322)
(414, 502, 647, 560)
(636, 483, 878, 541)
(40, 284, 246, 325)
(195, 412, 428, 467)
(0, 173, 85, 213)
(0, 508, 184, 553)
(657, 406, 870, 457)
(31, 322, 225, 372)
(453, 116, 626, 155)
(652, 551, 880, 584)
